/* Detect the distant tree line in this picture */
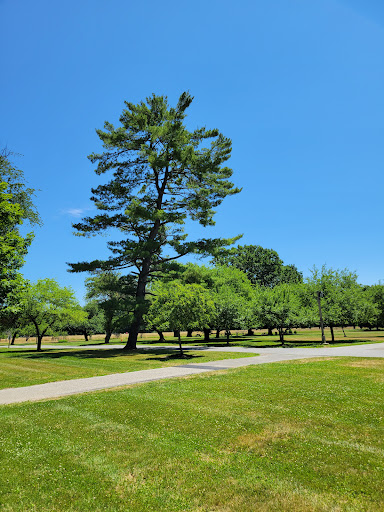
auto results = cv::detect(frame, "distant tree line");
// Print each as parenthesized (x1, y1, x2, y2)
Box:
(2, 245, 383, 352)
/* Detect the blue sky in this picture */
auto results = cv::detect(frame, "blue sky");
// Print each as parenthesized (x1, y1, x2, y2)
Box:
(1, 0, 383, 303)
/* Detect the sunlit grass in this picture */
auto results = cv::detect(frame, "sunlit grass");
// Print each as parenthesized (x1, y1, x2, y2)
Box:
(2, 326, 382, 349)
(0, 348, 255, 390)
(1, 357, 383, 511)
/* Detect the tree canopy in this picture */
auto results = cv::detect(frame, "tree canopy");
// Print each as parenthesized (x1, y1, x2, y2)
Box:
(145, 281, 214, 354)
(0, 150, 40, 309)
(19, 279, 86, 351)
(213, 245, 302, 287)
(306, 266, 362, 342)
(69, 92, 241, 349)
(85, 271, 136, 343)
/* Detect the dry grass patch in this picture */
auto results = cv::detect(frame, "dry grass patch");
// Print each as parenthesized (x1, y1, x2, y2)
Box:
(292, 357, 338, 364)
(345, 359, 384, 368)
(233, 422, 299, 454)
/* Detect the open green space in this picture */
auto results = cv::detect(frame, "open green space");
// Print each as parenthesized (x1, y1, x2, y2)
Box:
(2, 327, 384, 349)
(0, 348, 255, 390)
(1, 357, 383, 511)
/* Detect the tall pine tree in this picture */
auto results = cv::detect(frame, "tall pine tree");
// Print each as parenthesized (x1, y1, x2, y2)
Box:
(69, 92, 240, 349)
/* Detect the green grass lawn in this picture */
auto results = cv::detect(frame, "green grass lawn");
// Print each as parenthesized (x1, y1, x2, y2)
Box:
(0, 348, 255, 390)
(133, 327, 384, 349)
(0, 357, 383, 511)
(2, 327, 384, 349)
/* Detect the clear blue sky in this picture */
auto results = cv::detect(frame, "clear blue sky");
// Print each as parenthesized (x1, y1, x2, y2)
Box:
(1, 0, 383, 303)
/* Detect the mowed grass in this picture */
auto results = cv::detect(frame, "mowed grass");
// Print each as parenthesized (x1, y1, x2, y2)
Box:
(0, 348, 255, 390)
(2, 326, 382, 349)
(0, 357, 383, 511)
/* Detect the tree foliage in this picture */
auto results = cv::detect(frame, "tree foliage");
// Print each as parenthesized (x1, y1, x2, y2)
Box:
(145, 281, 214, 353)
(213, 245, 302, 287)
(19, 279, 86, 351)
(85, 272, 135, 343)
(0, 150, 40, 309)
(69, 92, 241, 349)
(254, 283, 302, 343)
(306, 266, 363, 341)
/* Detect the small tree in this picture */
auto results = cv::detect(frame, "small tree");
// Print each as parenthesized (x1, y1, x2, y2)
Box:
(19, 279, 87, 351)
(209, 266, 254, 340)
(64, 301, 105, 341)
(85, 272, 135, 343)
(212, 290, 244, 344)
(146, 281, 214, 354)
(307, 266, 362, 342)
(255, 283, 301, 344)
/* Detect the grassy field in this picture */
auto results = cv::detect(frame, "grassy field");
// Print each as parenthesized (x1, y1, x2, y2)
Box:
(0, 348, 255, 390)
(1, 327, 383, 349)
(0, 357, 383, 511)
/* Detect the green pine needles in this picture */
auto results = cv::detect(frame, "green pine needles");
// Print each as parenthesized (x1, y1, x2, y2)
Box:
(69, 92, 241, 348)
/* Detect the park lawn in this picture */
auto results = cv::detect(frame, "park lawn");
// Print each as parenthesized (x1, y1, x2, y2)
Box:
(0, 348, 255, 390)
(2, 327, 384, 349)
(0, 357, 383, 511)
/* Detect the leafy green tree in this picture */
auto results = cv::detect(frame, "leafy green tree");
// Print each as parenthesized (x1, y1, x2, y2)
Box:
(64, 300, 105, 341)
(254, 283, 301, 344)
(370, 284, 384, 328)
(68, 92, 240, 350)
(280, 264, 304, 285)
(145, 281, 214, 354)
(85, 272, 135, 343)
(0, 150, 41, 309)
(0, 276, 30, 344)
(356, 285, 384, 329)
(19, 279, 87, 351)
(209, 266, 254, 339)
(174, 263, 254, 339)
(212, 290, 244, 343)
(354, 286, 379, 330)
(307, 266, 362, 342)
(213, 245, 302, 288)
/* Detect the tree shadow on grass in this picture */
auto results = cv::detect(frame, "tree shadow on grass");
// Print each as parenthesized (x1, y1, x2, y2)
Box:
(145, 353, 201, 362)
(7, 348, 196, 361)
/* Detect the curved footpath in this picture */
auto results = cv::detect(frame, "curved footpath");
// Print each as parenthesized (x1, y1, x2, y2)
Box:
(0, 342, 383, 406)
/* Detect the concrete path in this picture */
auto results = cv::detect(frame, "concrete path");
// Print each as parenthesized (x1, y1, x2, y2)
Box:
(0, 343, 383, 406)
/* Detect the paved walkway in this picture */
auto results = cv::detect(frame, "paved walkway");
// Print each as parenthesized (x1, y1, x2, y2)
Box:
(0, 343, 383, 406)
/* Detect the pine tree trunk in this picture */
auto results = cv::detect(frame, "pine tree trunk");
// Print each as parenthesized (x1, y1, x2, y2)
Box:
(125, 228, 160, 351)
(126, 316, 140, 349)
(125, 270, 149, 350)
